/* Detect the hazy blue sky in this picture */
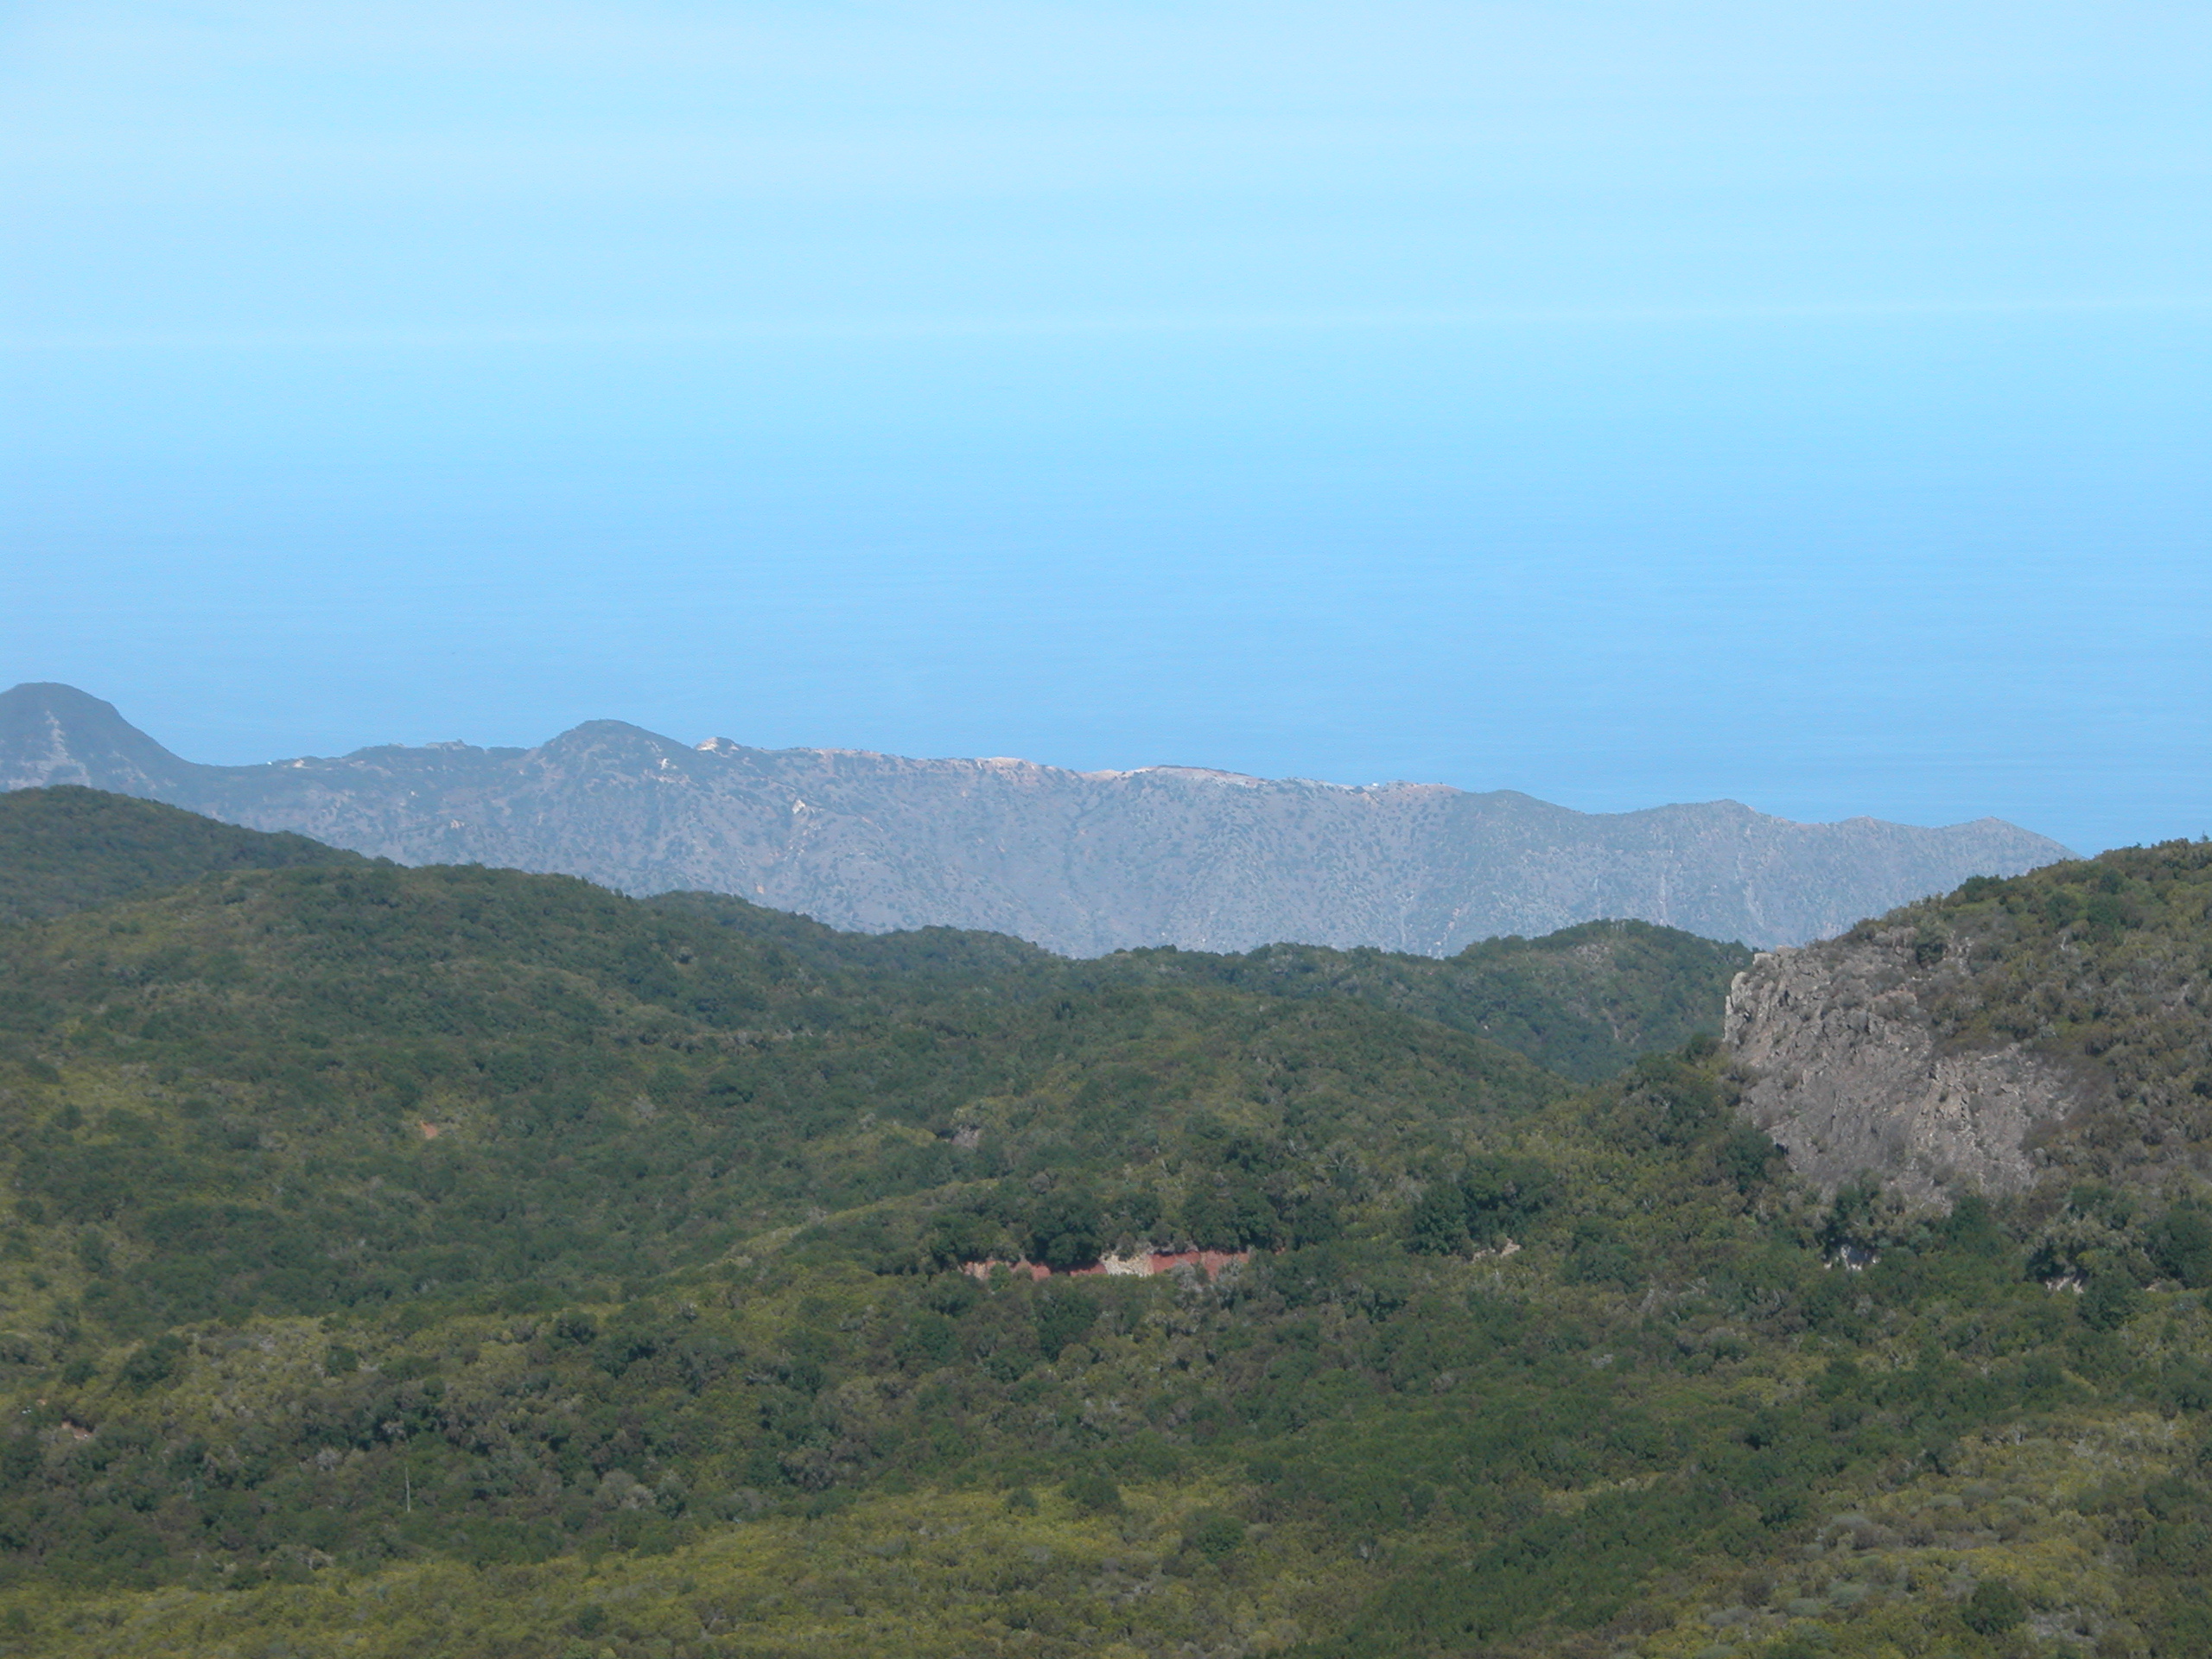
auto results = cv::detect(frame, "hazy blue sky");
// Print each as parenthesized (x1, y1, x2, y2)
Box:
(4, 2, 2208, 854)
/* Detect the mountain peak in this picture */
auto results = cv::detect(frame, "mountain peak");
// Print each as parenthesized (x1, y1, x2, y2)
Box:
(0, 682, 200, 796)
(537, 719, 690, 754)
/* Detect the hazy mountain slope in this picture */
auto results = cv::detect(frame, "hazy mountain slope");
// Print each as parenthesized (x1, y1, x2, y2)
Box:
(1727, 837, 2212, 1210)
(0, 682, 201, 798)
(1, 680, 2071, 952)
(0, 784, 363, 923)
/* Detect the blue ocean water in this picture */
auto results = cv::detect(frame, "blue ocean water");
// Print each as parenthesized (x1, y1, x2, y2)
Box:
(6, 308, 2205, 854)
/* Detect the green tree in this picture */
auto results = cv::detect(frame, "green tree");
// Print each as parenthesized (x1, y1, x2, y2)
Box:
(1961, 1579, 2026, 1636)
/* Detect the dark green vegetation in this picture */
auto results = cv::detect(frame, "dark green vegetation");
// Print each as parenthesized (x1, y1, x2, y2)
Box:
(0, 792, 2207, 1659)
(1103, 920, 1751, 1083)
(656, 893, 1751, 1085)
(0, 785, 359, 923)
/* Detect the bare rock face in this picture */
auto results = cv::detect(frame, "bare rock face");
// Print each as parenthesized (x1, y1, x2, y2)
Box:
(1726, 928, 2075, 1207)
(2, 682, 2073, 957)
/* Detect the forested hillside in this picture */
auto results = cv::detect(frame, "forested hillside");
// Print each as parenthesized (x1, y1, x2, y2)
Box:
(0, 784, 359, 923)
(0, 798, 2208, 1658)
(652, 891, 1751, 1083)
(0, 785, 1745, 1084)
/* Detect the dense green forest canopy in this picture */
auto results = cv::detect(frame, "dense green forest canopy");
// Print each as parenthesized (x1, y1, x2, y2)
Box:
(0, 791, 2207, 1659)
(649, 896, 1751, 1084)
(0, 785, 360, 923)
(1089, 919, 1752, 1083)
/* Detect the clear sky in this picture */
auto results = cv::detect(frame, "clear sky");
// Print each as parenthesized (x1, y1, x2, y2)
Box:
(4, 3, 2208, 854)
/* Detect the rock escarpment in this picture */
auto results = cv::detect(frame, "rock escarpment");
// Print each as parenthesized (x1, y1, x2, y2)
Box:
(1725, 928, 2075, 1207)
(1, 681, 2072, 956)
(1726, 840, 2212, 1209)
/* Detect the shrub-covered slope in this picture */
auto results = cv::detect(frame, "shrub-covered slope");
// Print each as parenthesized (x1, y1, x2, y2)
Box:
(656, 891, 1751, 1084)
(1084, 919, 1751, 1083)
(2, 816, 2211, 1658)
(0, 861, 1567, 1333)
(3, 789, 1745, 1080)
(1905, 841, 2212, 1173)
(0, 784, 360, 922)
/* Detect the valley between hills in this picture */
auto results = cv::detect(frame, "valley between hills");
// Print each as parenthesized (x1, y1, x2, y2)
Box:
(0, 782, 2206, 1658)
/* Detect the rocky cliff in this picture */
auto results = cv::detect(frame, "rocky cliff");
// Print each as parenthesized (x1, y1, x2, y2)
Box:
(1, 682, 2073, 955)
(1726, 927, 2075, 1206)
(1726, 840, 2212, 1208)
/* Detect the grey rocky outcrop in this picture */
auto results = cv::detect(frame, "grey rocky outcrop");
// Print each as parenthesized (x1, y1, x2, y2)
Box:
(1725, 928, 2075, 1206)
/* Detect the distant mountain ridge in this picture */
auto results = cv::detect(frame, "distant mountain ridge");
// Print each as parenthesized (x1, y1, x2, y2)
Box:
(0, 681, 2071, 952)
